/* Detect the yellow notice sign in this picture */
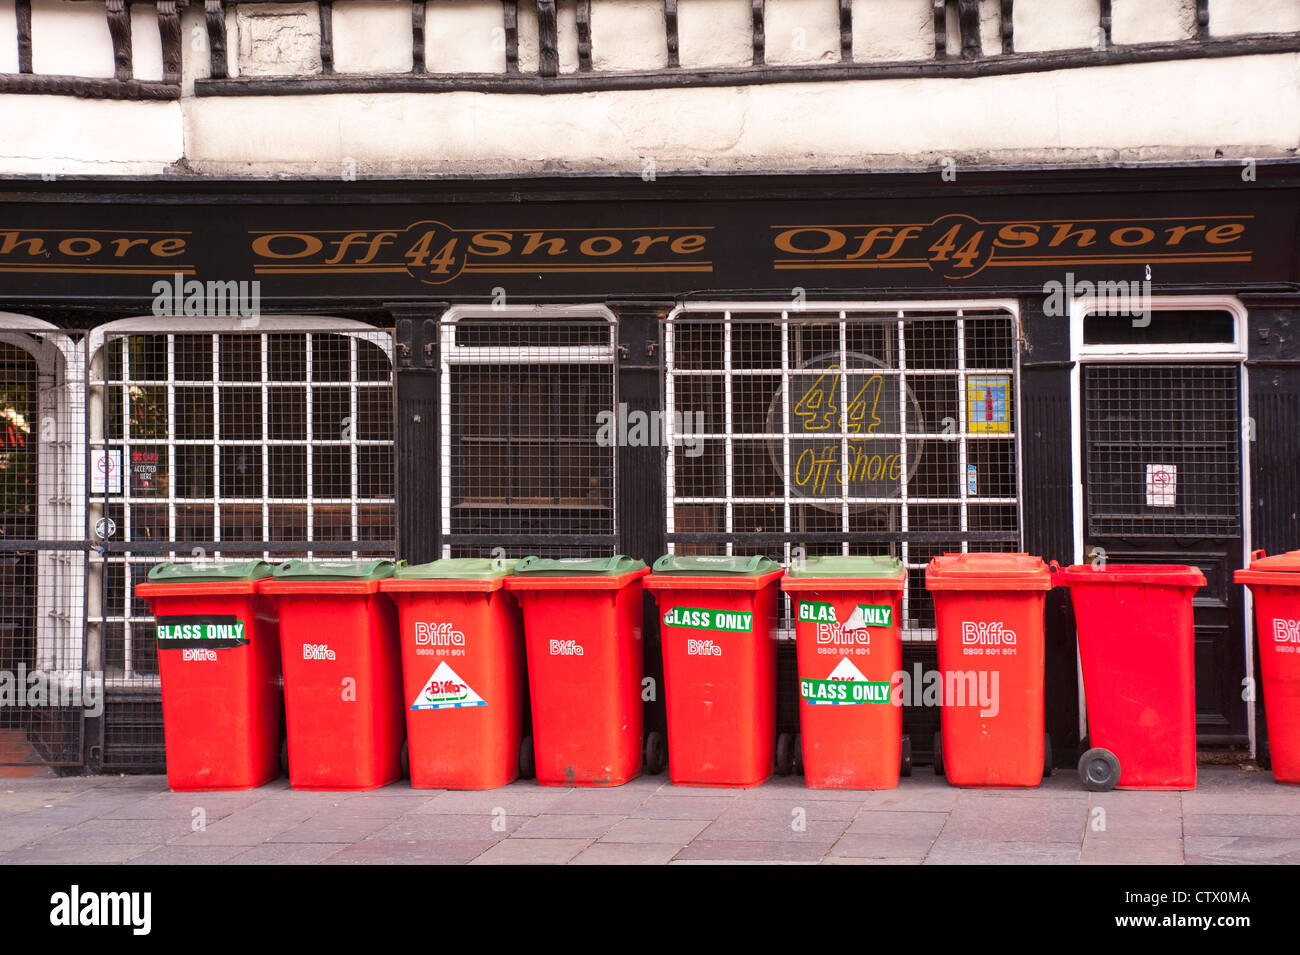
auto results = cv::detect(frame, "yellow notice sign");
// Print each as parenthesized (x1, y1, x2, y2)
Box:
(966, 375, 1012, 433)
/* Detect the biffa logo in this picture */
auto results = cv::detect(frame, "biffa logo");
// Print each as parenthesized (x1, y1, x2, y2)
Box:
(961, 622, 1017, 646)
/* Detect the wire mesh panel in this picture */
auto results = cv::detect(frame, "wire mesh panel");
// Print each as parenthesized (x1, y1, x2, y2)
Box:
(88, 328, 395, 770)
(0, 331, 88, 768)
(664, 305, 1021, 640)
(440, 313, 619, 560)
(1083, 363, 1242, 538)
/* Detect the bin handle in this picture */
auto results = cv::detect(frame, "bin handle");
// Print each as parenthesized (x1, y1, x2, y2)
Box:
(1048, 559, 1062, 586)
(1251, 549, 1266, 562)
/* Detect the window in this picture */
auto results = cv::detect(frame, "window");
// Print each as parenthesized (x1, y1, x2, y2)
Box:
(439, 308, 618, 559)
(664, 303, 1021, 638)
(88, 326, 395, 685)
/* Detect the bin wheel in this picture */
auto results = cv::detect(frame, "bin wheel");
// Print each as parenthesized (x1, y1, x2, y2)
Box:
(279, 737, 289, 776)
(933, 731, 945, 777)
(1043, 732, 1053, 778)
(1258, 740, 1272, 771)
(792, 734, 804, 777)
(900, 735, 912, 778)
(518, 735, 536, 781)
(775, 733, 795, 777)
(400, 740, 410, 779)
(1078, 747, 1121, 792)
(644, 731, 668, 776)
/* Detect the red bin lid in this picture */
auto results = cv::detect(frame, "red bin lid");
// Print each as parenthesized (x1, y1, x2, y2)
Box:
(1235, 549, 1300, 586)
(1056, 563, 1206, 588)
(925, 552, 1053, 591)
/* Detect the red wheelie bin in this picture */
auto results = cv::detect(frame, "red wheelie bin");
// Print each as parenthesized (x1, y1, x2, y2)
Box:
(781, 555, 906, 790)
(504, 556, 649, 787)
(136, 561, 282, 791)
(379, 558, 527, 790)
(644, 554, 783, 788)
(1058, 563, 1206, 791)
(1235, 549, 1300, 784)
(260, 559, 404, 791)
(926, 553, 1054, 788)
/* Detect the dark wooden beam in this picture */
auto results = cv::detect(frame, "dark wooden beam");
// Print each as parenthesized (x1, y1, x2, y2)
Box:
(0, 74, 181, 98)
(1196, 0, 1210, 40)
(318, 0, 334, 73)
(1001, 0, 1013, 54)
(502, 1, 519, 73)
(16, 0, 32, 74)
(537, 0, 558, 77)
(751, 0, 764, 66)
(664, 0, 679, 68)
(412, 1, 426, 73)
(1099, 0, 1113, 48)
(106, 0, 133, 81)
(192, 32, 1300, 97)
(958, 0, 981, 59)
(839, 0, 852, 62)
(157, 1, 183, 85)
(576, 0, 591, 71)
(933, 0, 947, 58)
(205, 0, 227, 79)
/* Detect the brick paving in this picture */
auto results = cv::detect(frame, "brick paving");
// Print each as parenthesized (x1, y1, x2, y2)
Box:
(0, 766, 1295, 864)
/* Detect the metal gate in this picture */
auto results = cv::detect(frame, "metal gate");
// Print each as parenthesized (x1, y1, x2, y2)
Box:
(87, 322, 397, 771)
(0, 324, 89, 770)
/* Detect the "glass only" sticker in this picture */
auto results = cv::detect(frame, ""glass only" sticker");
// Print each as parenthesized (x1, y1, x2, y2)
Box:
(155, 615, 247, 649)
(662, 607, 753, 632)
(798, 601, 892, 628)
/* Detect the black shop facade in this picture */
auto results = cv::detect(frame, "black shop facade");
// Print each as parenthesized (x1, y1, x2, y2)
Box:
(0, 160, 1296, 774)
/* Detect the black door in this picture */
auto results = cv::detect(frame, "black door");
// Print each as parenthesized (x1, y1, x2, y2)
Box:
(1081, 362, 1247, 745)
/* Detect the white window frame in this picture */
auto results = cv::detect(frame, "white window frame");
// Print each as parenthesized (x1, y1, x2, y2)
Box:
(664, 299, 1023, 641)
(87, 316, 395, 688)
(1068, 294, 1252, 753)
(438, 304, 620, 559)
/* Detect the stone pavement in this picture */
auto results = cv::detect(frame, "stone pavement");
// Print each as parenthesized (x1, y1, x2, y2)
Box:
(0, 765, 1296, 865)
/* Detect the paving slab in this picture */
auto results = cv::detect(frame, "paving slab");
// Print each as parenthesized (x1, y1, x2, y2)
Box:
(598, 817, 709, 845)
(469, 838, 592, 865)
(571, 842, 684, 864)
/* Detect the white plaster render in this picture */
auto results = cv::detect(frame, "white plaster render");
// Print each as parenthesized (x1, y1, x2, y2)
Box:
(1014, 0, 1102, 53)
(169, 53, 1299, 177)
(766, 0, 840, 65)
(678, 0, 753, 68)
(1211, 0, 1300, 37)
(0, 96, 183, 174)
(1111, 0, 1194, 46)
(333, 1, 413, 74)
(131, 3, 164, 83)
(30, 0, 115, 78)
(591, 0, 667, 71)
(425, 0, 508, 73)
(0, 0, 17, 75)
(851, 0, 933, 62)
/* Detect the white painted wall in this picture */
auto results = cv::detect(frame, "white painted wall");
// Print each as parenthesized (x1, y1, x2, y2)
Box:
(333, 1, 413, 73)
(1212, 0, 1300, 37)
(425, 0, 507, 73)
(3, 1, 1300, 177)
(0, 0, 19, 74)
(30, 0, 115, 78)
(173, 53, 1299, 177)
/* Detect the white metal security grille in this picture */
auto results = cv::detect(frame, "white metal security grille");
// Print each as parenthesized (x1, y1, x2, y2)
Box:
(87, 327, 395, 695)
(438, 307, 619, 559)
(664, 303, 1021, 639)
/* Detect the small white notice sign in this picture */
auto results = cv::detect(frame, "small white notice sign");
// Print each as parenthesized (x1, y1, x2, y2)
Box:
(92, 449, 121, 494)
(1146, 464, 1177, 508)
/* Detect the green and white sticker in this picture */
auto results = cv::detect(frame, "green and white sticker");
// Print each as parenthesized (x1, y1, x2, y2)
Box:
(798, 601, 892, 628)
(800, 657, 891, 705)
(662, 606, 754, 633)
(156, 615, 247, 649)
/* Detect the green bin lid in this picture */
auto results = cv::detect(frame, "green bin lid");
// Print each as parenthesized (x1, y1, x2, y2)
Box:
(270, 558, 397, 581)
(514, 555, 646, 576)
(146, 560, 275, 582)
(651, 554, 781, 576)
(785, 555, 904, 579)
(392, 557, 517, 580)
